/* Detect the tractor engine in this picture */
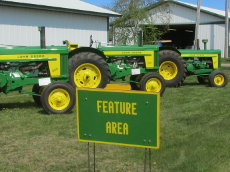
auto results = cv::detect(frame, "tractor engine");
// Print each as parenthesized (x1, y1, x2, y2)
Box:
(0, 62, 49, 92)
(106, 56, 145, 80)
(193, 58, 213, 69)
(185, 57, 213, 75)
(0, 61, 49, 77)
(107, 56, 144, 68)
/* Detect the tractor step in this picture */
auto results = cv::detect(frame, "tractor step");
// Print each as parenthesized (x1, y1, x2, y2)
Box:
(105, 84, 131, 91)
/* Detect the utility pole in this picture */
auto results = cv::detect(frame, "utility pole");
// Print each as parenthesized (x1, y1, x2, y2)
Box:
(194, 0, 201, 50)
(225, 0, 229, 58)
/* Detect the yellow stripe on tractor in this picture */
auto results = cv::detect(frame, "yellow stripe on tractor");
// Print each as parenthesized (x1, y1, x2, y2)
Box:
(103, 51, 155, 68)
(0, 54, 61, 77)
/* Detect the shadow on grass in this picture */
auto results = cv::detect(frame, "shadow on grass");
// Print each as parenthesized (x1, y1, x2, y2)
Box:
(222, 67, 230, 70)
(0, 101, 75, 115)
(36, 107, 75, 115)
(0, 102, 36, 110)
(0, 102, 50, 115)
(37, 109, 74, 115)
(182, 82, 209, 87)
(0, 102, 52, 115)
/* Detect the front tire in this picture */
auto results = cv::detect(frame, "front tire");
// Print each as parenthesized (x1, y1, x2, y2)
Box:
(41, 82, 75, 114)
(159, 50, 186, 87)
(69, 52, 110, 88)
(209, 70, 228, 87)
(140, 73, 166, 96)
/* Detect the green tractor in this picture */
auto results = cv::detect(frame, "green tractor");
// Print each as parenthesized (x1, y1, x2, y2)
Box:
(1, 27, 226, 114)
(0, 27, 166, 114)
(158, 45, 228, 87)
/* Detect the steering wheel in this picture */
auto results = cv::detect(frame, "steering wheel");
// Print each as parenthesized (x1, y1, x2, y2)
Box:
(89, 35, 94, 47)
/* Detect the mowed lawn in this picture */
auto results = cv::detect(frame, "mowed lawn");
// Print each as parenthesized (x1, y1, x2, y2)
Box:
(0, 67, 230, 172)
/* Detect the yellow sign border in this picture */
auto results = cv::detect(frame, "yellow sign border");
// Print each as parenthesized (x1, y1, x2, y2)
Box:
(76, 87, 160, 149)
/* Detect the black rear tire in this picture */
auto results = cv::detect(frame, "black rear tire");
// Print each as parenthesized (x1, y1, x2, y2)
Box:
(69, 52, 110, 88)
(159, 50, 186, 87)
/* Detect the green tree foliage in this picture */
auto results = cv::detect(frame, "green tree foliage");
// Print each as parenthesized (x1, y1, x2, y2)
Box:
(141, 25, 166, 45)
(109, 0, 166, 45)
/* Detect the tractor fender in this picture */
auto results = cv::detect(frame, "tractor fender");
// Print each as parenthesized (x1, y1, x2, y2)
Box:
(69, 47, 106, 59)
(159, 47, 181, 55)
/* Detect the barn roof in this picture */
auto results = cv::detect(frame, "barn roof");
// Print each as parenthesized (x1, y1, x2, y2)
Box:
(0, 0, 121, 17)
(148, 0, 229, 19)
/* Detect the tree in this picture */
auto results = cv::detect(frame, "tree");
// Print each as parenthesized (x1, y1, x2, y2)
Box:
(108, 0, 166, 45)
(141, 25, 164, 44)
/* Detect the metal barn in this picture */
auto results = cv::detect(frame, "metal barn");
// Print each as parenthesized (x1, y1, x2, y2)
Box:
(0, 0, 120, 47)
(147, 0, 229, 56)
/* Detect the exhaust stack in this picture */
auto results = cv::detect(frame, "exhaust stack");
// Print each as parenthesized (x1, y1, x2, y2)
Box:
(38, 26, 46, 49)
(137, 31, 143, 47)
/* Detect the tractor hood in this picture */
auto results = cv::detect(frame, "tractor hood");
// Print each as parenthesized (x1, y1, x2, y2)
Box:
(0, 46, 69, 55)
(98, 45, 159, 52)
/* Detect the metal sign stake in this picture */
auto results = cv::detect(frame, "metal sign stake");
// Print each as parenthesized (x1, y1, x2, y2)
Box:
(144, 148, 147, 172)
(144, 148, 152, 172)
(93, 143, 96, 172)
(87, 142, 96, 172)
(149, 148, 152, 172)
(88, 142, 90, 172)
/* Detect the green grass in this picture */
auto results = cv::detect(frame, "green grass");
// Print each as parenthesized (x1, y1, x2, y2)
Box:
(221, 58, 230, 63)
(1, 68, 230, 172)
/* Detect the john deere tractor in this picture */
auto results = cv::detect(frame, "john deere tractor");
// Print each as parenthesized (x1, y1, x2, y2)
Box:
(0, 27, 165, 114)
(158, 46, 228, 87)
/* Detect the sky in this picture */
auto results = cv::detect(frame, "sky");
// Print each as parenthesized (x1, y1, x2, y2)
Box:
(82, 0, 227, 11)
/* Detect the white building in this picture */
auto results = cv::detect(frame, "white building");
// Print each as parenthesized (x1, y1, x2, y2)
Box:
(147, 0, 229, 56)
(0, 0, 120, 47)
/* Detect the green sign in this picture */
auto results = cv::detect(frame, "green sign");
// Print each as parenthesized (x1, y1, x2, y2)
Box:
(76, 88, 160, 149)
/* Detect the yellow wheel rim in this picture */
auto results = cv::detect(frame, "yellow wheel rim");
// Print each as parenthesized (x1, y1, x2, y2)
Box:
(48, 88, 70, 111)
(159, 61, 178, 80)
(146, 78, 162, 92)
(74, 63, 101, 88)
(214, 74, 224, 86)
